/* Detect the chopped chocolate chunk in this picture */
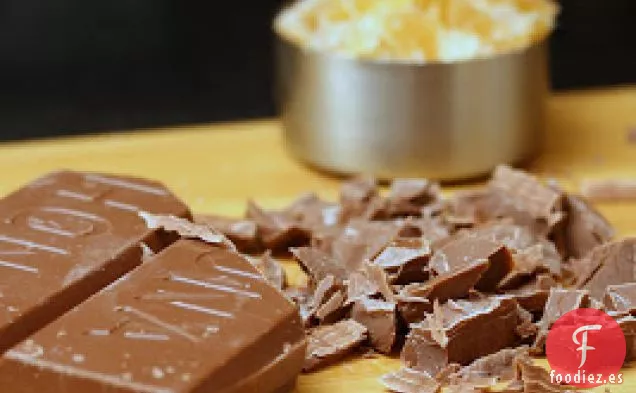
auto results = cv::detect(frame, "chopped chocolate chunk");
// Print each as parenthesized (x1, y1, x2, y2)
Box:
(398, 217, 450, 246)
(532, 288, 590, 354)
(498, 243, 561, 291)
(339, 176, 386, 221)
(401, 297, 521, 376)
(401, 260, 489, 304)
(505, 274, 557, 317)
(332, 219, 401, 271)
(559, 195, 615, 259)
(291, 247, 347, 284)
(387, 179, 441, 217)
(445, 189, 491, 228)
(284, 192, 341, 230)
(454, 347, 528, 384)
(396, 295, 433, 324)
(374, 238, 431, 284)
(352, 297, 397, 353)
(246, 200, 310, 251)
(347, 263, 395, 303)
(580, 178, 636, 202)
(140, 212, 235, 251)
(248, 251, 286, 289)
(574, 238, 636, 299)
(195, 214, 260, 253)
(315, 290, 347, 324)
(514, 353, 574, 393)
(429, 236, 513, 292)
(489, 165, 564, 227)
(605, 283, 636, 312)
(381, 367, 441, 393)
(303, 320, 368, 372)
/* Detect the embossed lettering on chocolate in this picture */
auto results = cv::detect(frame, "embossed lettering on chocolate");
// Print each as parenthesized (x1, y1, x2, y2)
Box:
(0, 240, 307, 393)
(0, 171, 190, 354)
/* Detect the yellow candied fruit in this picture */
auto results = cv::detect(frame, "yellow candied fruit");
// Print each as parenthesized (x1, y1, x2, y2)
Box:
(274, 0, 558, 62)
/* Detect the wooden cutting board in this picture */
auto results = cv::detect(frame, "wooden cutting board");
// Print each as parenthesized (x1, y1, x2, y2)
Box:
(0, 86, 634, 392)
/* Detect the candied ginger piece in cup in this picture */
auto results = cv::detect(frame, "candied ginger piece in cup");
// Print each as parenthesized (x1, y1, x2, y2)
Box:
(274, 0, 558, 62)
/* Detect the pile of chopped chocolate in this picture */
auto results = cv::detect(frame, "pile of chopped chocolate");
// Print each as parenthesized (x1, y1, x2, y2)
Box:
(198, 165, 636, 393)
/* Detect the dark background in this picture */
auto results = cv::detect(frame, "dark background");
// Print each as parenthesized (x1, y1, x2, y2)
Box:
(0, 0, 634, 141)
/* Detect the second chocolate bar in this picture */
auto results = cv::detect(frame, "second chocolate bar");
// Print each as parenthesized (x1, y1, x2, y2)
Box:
(0, 239, 306, 393)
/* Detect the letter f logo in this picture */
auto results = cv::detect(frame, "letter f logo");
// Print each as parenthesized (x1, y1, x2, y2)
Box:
(572, 325, 602, 368)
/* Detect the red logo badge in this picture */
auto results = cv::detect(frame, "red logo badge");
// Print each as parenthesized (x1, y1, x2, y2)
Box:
(546, 308, 626, 388)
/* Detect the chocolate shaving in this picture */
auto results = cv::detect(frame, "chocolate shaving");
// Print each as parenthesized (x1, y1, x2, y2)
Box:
(580, 178, 636, 202)
(453, 347, 529, 385)
(381, 367, 441, 393)
(195, 214, 260, 253)
(303, 320, 368, 372)
(139, 212, 236, 251)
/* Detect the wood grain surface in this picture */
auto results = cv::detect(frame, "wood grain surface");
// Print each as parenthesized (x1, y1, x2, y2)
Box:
(0, 86, 634, 392)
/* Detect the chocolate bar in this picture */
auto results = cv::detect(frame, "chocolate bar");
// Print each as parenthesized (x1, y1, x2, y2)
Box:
(0, 171, 189, 354)
(0, 239, 306, 393)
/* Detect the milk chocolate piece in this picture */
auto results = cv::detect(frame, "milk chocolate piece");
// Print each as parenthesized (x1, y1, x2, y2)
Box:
(429, 237, 513, 292)
(304, 319, 367, 372)
(248, 251, 287, 290)
(284, 192, 340, 231)
(291, 247, 347, 284)
(401, 298, 521, 376)
(0, 240, 306, 393)
(574, 238, 636, 299)
(532, 288, 590, 354)
(347, 263, 395, 303)
(351, 298, 396, 353)
(387, 179, 441, 217)
(401, 260, 489, 305)
(560, 195, 614, 259)
(396, 295, 433, 324)
(339, 176, 386, 221)
(604, 283, 636, 313)
(195, 214, 260, 253)
(453, 347, 528, 385)
(140, 213, 235, 251)
(331, 219, 401, 271)
(374, 238, 431, 284)
(0, 171, 190, 354)
(246, 200, 310, 251)
(380, 367, 441, 393)
(484, 166, 565, 235)
(580, 178, 636, 201)
(505, 275, 557, 316)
